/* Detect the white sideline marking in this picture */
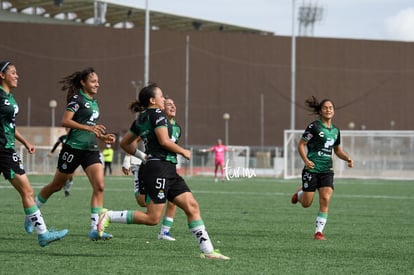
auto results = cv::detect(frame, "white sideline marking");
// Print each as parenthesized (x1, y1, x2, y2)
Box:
(193, 190, 412, 200)
(0, 183, 411, 200)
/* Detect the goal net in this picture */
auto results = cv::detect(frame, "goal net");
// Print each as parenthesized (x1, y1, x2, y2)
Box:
(183, 145, 250, 177)
(19, 145, 57, 174)
(284, 130, 414, 180)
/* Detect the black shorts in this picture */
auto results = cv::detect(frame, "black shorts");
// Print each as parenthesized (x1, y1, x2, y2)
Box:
(131, 163, 145, 195)
(138, 163, 145, 194)
(301, 169, 334, 192)
(0, 149, 25, 180)
(57, 144, 102, 174)
(142, 159, 191, 204)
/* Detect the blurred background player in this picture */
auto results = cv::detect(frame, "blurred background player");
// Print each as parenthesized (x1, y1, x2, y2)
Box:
(201, 139, 228, 182)
(48, 128, 73, 197)
(102, 143, 114, 176)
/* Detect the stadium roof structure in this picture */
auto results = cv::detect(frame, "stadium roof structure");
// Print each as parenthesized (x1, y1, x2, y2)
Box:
(1, 0, 273, 34)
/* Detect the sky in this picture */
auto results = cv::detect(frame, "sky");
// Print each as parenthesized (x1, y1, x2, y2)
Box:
(106, 0, 414, 42)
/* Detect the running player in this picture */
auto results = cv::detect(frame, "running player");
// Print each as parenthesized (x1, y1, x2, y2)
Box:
(98, 83, 229, 259)
(0, 60, 68, 246)
(291, 96, 353, 240)
(31, 67, 116, 241)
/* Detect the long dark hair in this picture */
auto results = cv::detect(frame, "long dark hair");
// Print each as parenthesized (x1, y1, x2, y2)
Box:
(129, 82, 159, 113)
(305, 96, 335, 116)
(60, 67, 96, 103)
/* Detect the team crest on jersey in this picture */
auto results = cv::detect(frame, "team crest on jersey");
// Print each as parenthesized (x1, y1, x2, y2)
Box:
(319, 131, 325, 137)
(157, 190, 165, 200)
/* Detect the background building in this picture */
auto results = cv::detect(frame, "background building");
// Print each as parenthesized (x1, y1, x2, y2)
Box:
(0, 2, 413, 147)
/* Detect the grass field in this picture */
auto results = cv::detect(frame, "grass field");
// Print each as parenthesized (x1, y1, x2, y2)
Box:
(0, 175, 413, 275)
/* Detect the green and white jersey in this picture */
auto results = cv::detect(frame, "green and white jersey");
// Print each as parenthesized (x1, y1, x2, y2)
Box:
(129, 108, 170, 160)
(301, 119, 340, 173)
(165, 118, 181, 164)
(65, 90, 100, 151)
(0, 87, 18, 150)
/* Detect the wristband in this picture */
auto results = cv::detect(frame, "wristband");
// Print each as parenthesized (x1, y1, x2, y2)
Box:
(134, 148, 147, 162)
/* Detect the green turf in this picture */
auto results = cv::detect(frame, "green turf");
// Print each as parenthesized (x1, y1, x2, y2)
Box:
(0, 175, 413, 274)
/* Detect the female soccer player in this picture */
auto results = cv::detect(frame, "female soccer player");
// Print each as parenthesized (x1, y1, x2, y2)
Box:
(32, 67, 116, 241)
(98, 83, 229, 259)
(291, 96, 353, 240)
(201, 139, 228, 182)
(121, 98, 178, 241)
(0, 61, 68, 246)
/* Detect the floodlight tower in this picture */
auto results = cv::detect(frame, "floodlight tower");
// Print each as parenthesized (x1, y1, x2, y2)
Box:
(94, 0, 107, 25)
(298, 2, 324, 36)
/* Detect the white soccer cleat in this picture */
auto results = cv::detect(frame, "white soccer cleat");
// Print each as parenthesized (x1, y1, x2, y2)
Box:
(97, 208, 110, 237)
(200, 249, 230, 260)
(158, 231, 176, 241)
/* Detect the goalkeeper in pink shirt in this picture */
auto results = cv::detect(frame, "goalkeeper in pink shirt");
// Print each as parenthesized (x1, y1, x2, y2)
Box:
(201, 139, 228, 182)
